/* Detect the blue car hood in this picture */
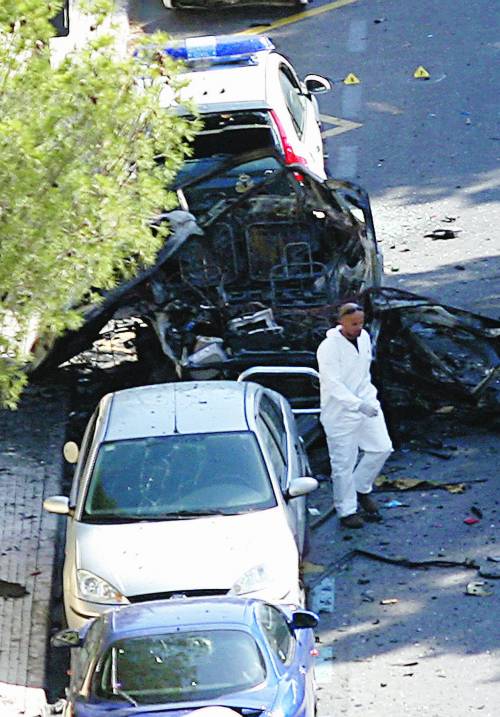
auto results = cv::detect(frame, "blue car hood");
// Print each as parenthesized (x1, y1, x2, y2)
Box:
(75, 686, 277, 717)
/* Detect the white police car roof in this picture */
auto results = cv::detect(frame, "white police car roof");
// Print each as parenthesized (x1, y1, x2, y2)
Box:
(179, 62, 270, 113)
(159, 34, 274, 114)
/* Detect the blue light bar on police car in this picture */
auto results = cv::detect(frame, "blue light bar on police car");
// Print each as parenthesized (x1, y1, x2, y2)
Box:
(164, 35, 274, 64)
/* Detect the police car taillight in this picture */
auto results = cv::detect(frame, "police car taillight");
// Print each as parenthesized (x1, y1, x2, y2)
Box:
(164, 34, 274, 64)
(270, 110, 309, 171)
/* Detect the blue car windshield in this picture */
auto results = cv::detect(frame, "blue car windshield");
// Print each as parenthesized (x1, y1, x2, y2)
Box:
(93, 629, 267, 705)
(82, 431, 276, 522)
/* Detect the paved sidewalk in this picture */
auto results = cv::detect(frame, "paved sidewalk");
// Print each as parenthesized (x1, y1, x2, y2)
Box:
(0, 386, 68, 717)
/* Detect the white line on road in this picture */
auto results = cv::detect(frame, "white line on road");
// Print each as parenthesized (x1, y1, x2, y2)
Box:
(341, 86, 363, 119)
(320, 114, 363, 138)
(335, 145, 358, 178)
(347, 19, 368, 53)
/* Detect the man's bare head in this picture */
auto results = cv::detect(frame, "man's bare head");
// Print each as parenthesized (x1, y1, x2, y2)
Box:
(338, 302, 364, 339)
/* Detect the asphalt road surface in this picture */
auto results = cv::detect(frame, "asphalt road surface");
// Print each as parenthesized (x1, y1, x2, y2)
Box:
(128, 0, 500, 319)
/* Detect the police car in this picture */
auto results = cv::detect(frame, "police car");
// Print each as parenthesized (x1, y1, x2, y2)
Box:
(161, 35, 331, 178)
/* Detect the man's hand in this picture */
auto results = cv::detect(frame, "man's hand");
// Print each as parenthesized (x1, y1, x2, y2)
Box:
(359, 401, 378, 417)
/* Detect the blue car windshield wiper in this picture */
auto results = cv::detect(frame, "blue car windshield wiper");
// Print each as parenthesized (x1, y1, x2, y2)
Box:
(112, 687, 137, 707)
(101, 705, 262, 717)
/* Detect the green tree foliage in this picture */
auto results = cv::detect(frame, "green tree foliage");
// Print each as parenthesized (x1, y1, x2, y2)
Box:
(0, 0, 198, 407)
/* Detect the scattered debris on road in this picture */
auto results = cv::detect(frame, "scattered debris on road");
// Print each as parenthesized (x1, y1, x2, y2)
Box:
(424, 228, 461, 240)
(478, 562, 500, 579)
(381, 499, 407, 509)
(306, 549, 483, 592)
(465, 580, 493, 597)
(374, 475, 469, 493)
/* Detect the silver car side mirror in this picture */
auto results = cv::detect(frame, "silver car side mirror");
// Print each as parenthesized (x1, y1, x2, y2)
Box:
(287, 477, 319, 499)
(51, 628, 82, 648)
(290, 609, 319, 630)
(63, 441, 79, 464)
(43, 495, 70, 515)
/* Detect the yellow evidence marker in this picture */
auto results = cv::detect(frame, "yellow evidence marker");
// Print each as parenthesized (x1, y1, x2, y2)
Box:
(414, 65, 430, 79)
(344, 72, 360, 85)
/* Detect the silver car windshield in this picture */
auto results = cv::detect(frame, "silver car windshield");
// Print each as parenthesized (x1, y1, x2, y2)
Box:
(93, 629, 267, 705)
(82, 431, 277, 522)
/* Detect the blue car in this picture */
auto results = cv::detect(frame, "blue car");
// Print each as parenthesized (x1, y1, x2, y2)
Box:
(52, 597, 319, 717)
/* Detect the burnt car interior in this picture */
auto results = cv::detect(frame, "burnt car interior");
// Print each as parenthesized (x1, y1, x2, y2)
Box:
(189, 111, 279, 159)
(33, 150, 499, 434)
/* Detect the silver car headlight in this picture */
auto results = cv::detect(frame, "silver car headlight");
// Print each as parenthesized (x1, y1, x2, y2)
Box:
(229, 562, 297, 601)
(76, 569, 128, 605)
(230, 563, 272, 596)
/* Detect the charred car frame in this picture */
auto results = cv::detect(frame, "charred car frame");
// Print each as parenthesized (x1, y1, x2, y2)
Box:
(35, 151, 499, 426)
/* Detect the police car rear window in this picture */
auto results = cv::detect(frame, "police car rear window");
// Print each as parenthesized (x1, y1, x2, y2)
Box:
(192, 111, 277, 158)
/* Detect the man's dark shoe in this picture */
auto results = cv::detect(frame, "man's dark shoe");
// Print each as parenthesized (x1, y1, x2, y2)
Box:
(340, 513, 364, 529)
(363, 511, 383, 523)
(357, 492, 382, 522)
(357, 492, 379, 514)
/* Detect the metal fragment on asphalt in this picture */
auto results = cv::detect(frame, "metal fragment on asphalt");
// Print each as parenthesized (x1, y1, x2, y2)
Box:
(465, 580, 493, 597)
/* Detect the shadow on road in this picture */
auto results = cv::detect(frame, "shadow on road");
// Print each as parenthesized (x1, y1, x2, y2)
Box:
(384, 254, 500, 319)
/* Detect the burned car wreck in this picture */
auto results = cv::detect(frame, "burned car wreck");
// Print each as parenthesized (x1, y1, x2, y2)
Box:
(35, 151, 500, 425)
(38, 150, 381, 376)
(366, 288, 500, 426)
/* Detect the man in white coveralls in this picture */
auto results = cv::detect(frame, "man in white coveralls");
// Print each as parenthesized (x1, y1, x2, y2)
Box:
(316, 302, 393, 529)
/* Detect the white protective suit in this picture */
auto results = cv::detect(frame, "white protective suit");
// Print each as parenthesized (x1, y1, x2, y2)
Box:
(317, 326, 393, 518)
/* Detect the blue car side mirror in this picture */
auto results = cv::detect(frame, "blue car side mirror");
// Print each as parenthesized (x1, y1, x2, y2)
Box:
(290, 609, 319, 630)
(51, 628, 82, 648)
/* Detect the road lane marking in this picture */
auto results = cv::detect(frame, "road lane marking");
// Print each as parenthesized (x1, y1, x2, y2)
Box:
(241, 0, 359, 35)
(336, 144, 358, 177)
(341, 86, 362, 117)
(320, 114, 362, 137)
(347, 19, 368, 52)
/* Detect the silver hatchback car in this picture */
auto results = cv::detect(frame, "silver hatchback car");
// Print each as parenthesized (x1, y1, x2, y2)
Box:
(44, 381, 318, 627)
